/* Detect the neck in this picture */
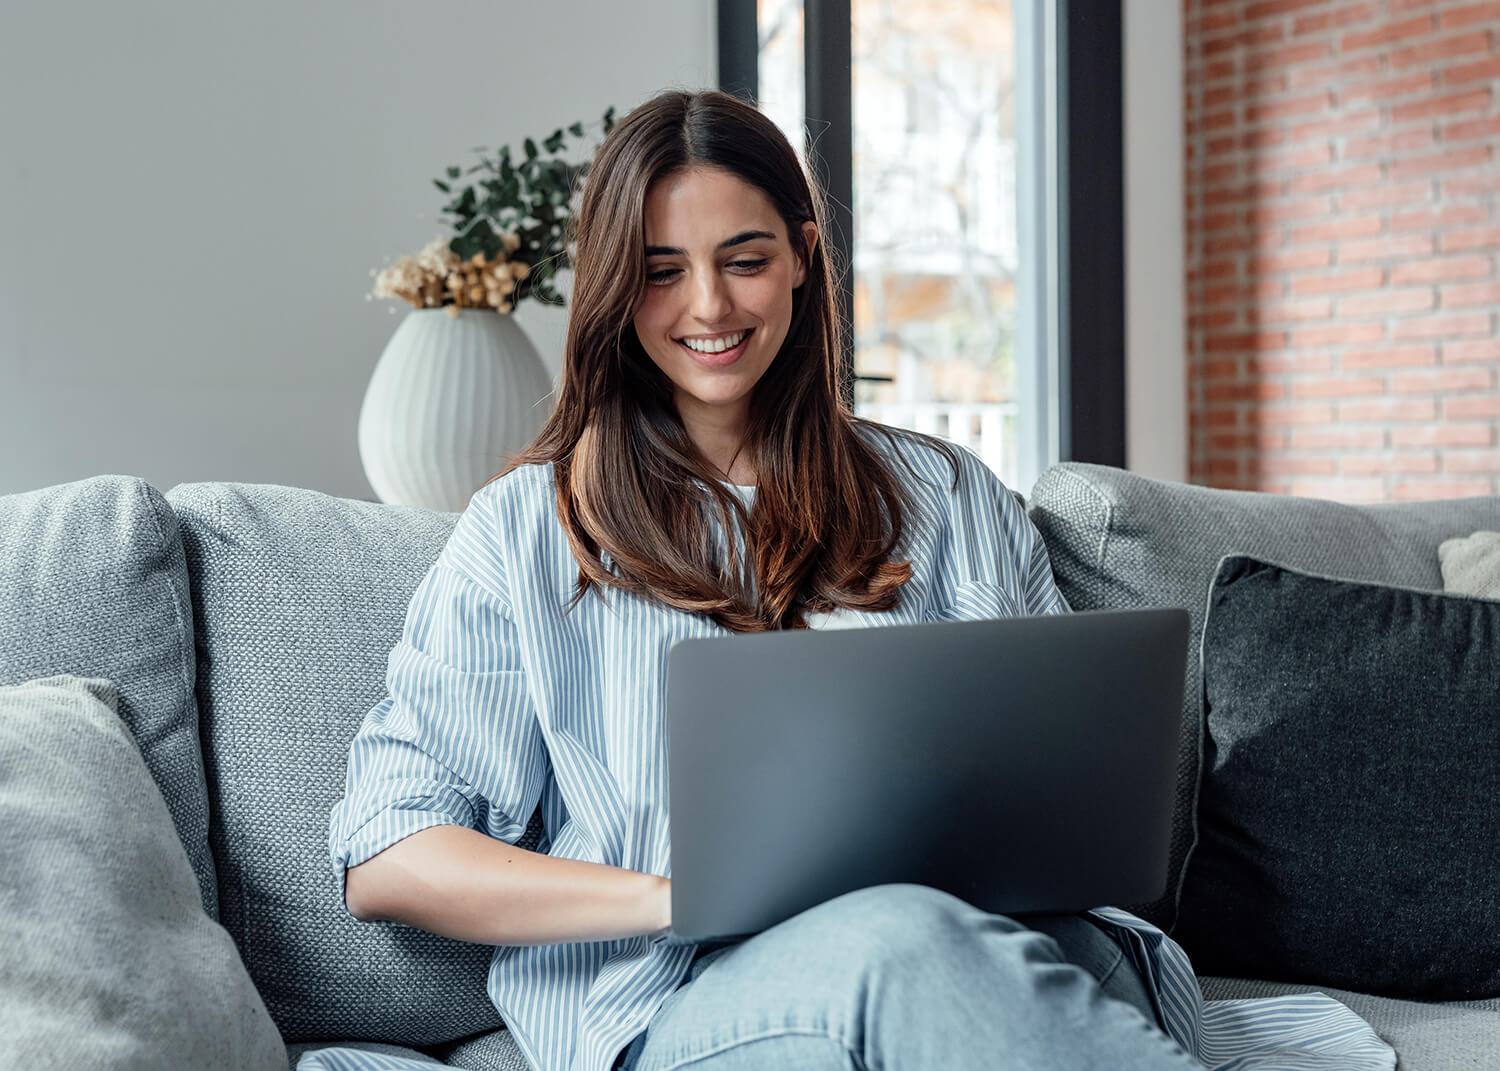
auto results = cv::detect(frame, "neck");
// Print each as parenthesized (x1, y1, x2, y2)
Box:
(676, 394, 756, 485)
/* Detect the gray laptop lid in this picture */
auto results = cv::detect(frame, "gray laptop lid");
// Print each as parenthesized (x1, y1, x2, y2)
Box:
(666, 607, 1188, 940)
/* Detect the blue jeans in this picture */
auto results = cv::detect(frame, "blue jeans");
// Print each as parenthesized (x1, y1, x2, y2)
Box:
(615, 884, 1197, 1070)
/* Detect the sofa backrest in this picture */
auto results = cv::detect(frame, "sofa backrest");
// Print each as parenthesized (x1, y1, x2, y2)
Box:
(166, 482, 505, 1047)
(1027, 461, 1500, 932)
(0, 476, 218, 918)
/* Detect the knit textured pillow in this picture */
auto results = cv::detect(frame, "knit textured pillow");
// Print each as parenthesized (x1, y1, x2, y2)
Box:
(0, 475, 215, 917)
(167, 482, 533, 1046)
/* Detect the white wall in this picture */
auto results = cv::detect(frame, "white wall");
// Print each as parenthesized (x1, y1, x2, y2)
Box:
(0, 1, 715, 497)
(1123, 0, 1187, 483)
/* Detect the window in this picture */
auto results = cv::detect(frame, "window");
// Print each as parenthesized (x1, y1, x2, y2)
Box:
(720, 0, 1124, 490)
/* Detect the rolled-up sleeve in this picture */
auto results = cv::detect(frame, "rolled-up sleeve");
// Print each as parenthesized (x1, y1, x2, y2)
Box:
(329, 493, 546, 906)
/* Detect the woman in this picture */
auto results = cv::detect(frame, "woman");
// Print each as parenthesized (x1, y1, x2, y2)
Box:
(301, 91, 1391, 1071)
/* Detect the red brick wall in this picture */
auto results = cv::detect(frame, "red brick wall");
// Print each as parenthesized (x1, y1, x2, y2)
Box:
(1185, 0, 1500, 501)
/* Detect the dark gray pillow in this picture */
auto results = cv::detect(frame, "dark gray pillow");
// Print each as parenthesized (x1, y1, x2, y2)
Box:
(1175, 556, 1500, 1000)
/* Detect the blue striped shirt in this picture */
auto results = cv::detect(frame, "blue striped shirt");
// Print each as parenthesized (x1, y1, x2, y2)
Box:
(302, 429, 1394, 1071)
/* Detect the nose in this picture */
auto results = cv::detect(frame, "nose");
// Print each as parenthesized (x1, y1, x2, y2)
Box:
(689, 268, 733, 325)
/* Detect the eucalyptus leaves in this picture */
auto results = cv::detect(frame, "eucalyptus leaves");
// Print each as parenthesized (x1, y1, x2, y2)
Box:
(370, 107, 616, 315)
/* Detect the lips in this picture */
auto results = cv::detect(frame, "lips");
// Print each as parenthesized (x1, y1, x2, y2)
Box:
(676, 328, 754, 368)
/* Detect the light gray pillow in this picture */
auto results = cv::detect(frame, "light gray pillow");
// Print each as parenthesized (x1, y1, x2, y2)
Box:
(0, 475, 215, 917)
(1439, 530, 1500, 600)
(0, 675, 285, 1071)
(167, 482, 511, 1046)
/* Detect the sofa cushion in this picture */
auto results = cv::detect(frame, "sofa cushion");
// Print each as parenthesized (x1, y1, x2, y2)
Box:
(290, 1030, 531, 1071)
(0, 475, 216, 917)
(1200, 976, 1500, 1071)
(1175, 556, 1500, 1000)
(433, 1029, 532, 1071)
(167, 482, 522, 1046)
(286, 1042, 445, 1069)
(1026, 463, 1500, 931)
(0, 675, 285, 1070)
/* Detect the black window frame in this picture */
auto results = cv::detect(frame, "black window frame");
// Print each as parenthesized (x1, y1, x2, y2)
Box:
(717, 0, 1125, 467)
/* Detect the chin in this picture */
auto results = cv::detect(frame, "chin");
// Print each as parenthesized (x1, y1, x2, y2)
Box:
(687, 389, 755, 412)
(676, 375, 756, 409)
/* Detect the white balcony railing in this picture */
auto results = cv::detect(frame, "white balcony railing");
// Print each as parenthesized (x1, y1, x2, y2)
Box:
(856, 401, 1019, 487)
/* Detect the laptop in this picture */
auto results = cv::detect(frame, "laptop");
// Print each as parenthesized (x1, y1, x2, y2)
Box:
(664, 607, 1189, 941)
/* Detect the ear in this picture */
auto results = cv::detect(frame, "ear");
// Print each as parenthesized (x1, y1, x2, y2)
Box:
(793, 221, 819, 288)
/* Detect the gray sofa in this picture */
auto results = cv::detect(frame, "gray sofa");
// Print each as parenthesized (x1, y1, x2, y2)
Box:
(0, 462, 1495, 1070)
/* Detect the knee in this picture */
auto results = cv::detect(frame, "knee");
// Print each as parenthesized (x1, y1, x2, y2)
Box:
(823, 881, 970, 921)
(790, 883, 1026, 966)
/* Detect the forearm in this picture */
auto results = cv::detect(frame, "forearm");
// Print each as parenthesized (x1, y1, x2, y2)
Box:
(343, 823, 671, 946)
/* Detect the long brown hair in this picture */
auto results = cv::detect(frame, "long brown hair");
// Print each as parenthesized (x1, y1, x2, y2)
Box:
(501, 89, 955, 631)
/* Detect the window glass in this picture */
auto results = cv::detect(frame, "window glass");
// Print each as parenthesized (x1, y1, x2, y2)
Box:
(757, 0, 805, 155)
(851, 0, 1020, 486)
(758, 0, 1024, 486)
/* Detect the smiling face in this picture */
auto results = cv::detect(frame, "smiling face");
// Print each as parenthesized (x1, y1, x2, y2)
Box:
(633, 166, 817, 471)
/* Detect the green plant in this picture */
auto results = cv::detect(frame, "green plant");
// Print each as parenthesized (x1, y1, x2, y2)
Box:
(370, 107, 615, 314)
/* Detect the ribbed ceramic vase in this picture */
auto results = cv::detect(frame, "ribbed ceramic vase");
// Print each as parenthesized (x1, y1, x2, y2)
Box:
(358, 307, 554, 511)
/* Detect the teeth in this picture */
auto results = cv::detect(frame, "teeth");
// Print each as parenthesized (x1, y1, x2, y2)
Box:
(681, 330, 747, 354)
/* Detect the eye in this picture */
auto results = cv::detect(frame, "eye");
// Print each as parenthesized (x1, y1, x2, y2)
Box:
(645, 267, 681, 286)
(729, 258, 769, 273)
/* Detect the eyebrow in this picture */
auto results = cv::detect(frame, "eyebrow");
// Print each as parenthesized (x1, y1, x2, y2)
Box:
(644, 230, 778, 257)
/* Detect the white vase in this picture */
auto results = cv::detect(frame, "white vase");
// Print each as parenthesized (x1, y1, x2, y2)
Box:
(358, 307, 554, 511)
